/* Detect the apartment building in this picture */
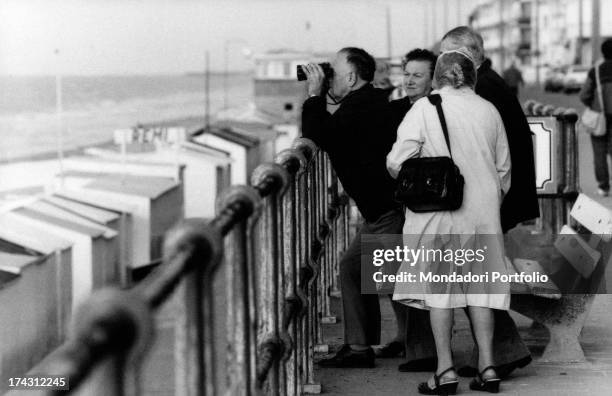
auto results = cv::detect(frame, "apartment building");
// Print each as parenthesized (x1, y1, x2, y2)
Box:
(469, 0, 611, 79)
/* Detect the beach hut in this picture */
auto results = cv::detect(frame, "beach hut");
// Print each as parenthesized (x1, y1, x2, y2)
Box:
(0, 247, 71, 393)
(54, 173, 183, 273)
(4, 199, 118, 311)
(0, 214, 73, 335)
(192, 122, 277, 185)
(53, 189, 135, 282)
(28, 199, 120, 288)
(215, 102, 300, 153)
(84, 141, 231, 218)
(59, 155, 184, 182)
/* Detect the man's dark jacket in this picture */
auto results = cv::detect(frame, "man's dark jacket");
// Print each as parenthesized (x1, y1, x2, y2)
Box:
(388, 96, 413, 131)
(301, 84, 398, 222)
(477, 59, 539, 232)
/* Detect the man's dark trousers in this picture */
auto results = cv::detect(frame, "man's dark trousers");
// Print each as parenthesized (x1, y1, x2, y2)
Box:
(341, 208, 406, 345)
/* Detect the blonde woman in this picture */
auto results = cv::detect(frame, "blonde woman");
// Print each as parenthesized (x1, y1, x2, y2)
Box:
(386, 48, 511, 394)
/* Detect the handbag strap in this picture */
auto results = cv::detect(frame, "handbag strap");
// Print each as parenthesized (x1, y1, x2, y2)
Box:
(427, 94, 452, 156)
(595, 61, 605, 114)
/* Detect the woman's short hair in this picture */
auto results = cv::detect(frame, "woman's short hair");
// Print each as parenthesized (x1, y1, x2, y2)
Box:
(434, 48, 477, 90)
(402, 49, 438, 78)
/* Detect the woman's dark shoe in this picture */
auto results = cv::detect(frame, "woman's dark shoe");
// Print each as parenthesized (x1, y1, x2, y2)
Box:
(317, 345, 375, 368)
(469, 366, 501, 393)
(375, 341, 405, 358)
(418, 367, 458, 395)
(459, 355, 532, 379)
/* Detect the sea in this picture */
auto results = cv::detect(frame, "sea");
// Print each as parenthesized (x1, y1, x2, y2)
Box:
(0, 73, 253, 163)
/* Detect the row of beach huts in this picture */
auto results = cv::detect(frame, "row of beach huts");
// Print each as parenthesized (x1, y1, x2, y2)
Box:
(0, 111, 298, 392)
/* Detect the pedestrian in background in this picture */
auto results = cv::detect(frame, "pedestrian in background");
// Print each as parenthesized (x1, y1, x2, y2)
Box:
(580, 38, 612, 197)
(373, 59, 395, 98)
(502, 62, 525, 97)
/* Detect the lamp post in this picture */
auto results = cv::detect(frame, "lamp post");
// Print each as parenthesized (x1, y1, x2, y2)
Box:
(592, 0, 601, 64)
(205, 50, 210, 131)
(223, 38, 248, 110)
(55, 48, 65, 186)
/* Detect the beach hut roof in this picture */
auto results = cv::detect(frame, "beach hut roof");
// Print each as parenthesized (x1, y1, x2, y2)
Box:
(84, 174, 180, 199)
(0, 213, 72, 254)
(0, 251, 42, 275)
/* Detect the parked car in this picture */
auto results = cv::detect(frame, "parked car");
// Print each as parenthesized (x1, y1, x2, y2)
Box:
(563, 65, 590, 94)
(544, 66, 567, 92)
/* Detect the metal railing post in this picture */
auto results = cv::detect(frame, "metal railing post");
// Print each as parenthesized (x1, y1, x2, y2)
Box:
(292, 138, 321, 394)
(159, 220, 224, 396)
(276, 149, 308, 396)
(314, 151, 326, 347)
(563, 109, 580, 227)
(251, 163, 290, 395)
(217, 186, 262, 396)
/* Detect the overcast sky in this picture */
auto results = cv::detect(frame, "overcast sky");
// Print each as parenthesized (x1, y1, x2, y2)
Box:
(0, 0, 476, 75)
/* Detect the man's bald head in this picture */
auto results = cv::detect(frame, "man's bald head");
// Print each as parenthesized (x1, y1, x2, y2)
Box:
(440, 26, 485, 66)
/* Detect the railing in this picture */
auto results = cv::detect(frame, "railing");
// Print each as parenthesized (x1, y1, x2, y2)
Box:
(523, 100, 579, 234)
(35, 137, 350, 395)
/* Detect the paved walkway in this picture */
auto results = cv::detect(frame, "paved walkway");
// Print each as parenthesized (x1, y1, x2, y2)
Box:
(314, 87, 612, 395)
(315, 295, 612, 395)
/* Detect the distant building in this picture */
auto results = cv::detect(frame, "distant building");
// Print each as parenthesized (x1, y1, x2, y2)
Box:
(537, 0, 612, 66)
(469, 0, 612, 77)
(469, 0, 533, 73)
(252, 50, 332, 122)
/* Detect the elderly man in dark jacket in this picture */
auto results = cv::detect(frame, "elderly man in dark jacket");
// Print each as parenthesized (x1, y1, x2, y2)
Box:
(437, 26, 538, 379)
(301, 47, 403, 367)
(475, 58, 539, 232)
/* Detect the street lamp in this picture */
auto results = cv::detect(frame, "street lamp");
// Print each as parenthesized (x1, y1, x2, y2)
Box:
(223, 38, 249, 110)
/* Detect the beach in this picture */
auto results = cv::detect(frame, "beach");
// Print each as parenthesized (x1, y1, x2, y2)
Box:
(0, 73, 253, 163)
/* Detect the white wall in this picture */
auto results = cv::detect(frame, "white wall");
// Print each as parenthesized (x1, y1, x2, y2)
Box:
(194, 134, 247, 185)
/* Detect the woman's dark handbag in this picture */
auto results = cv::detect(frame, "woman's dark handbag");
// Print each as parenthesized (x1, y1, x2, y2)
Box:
(393, 94, 464, 212)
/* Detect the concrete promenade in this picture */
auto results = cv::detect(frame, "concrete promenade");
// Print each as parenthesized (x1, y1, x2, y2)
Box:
(315, 86, 612, 395)
(315, 296, 612, 395)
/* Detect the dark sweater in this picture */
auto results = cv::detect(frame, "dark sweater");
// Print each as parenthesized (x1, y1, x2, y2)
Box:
(301, 84, 399, 222)
(476, 59, 540, 231)
(580, 59, 612, 115)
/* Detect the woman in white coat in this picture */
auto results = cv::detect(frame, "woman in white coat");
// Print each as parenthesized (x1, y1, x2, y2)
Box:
(386, 48, 512, 395)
